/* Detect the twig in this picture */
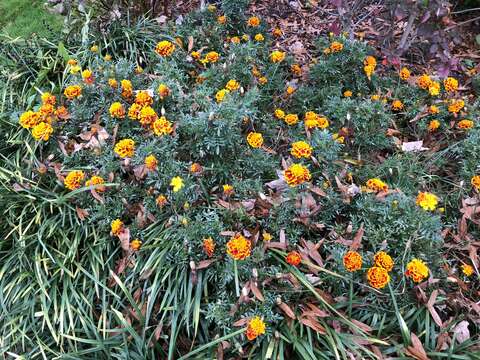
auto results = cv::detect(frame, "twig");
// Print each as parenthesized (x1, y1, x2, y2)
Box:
(445, 15, 480, 31)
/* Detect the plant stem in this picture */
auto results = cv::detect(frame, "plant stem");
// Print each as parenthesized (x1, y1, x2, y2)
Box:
(234, 259, 240, 297)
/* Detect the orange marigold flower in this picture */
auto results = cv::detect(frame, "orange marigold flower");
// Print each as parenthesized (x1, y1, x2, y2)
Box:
(247, 132, 264, 148)
(130, 239, 142, 251)
(429, 105, 440, 114)
(471, 175, 480, 190)
(190, 162, 202, 174)
(114, 138, 135, 158)
(64, 170, 85, 190)
(64, 85, 82, 100)
(343, 90, 353, 97)
(157, 84, 170, 99)
(226, 233, 251, 260)
(81, 69, 94, 84)
(152, 116, 173, 136)
(366, 178, 388, 192)
(286, 251, 302, 266)
(156, 194, 168, 207)
(343, 251, 362, 272)
(291, 63, 302, 76)
(155, 40, 176, 57)
(448, 99, 465, 114)
(270, 50, 286, 63)
(330, 41, 343, 53)
(203, 237, 215, 257)
(32, 122, 53, 141)
(272, 27, 283, 37)
(373, 251, 394, 272)
(41, 92, 56, 106)
(391, 100, 404, 111)
(246, 316, 266, 340)
(139, 106, 158, 127)
(405, 258, 429, 283)
(39, 104, 54, 118)
(19, 111, 40, 129)
(247, 16, 261, 27)
(258, 76, 268, 85)
(461, 263, 474, 277)
(457, 119, 474, 130)
(230, 36, 240, 44)
(121, 80, 133, 98)
(367, 266, 390, 289)
(284, 113, 299, 125)
(128, 103, 142, 120)
(284, 163, 311, 187)
(223, 184, 234, 196)
(443, 77, 458, 92)
(399, 67, 410, 80)
(111, 219, 124, 236)
(85, 175, 105, 192)
(225, 79, 240, 91)
(428, 120, 440, 132)
(217, 15, 226, 24)
(290, 141, 313, 159)
(135, 90, 153, 106)
(204, 51, 220, 63)
(417, 74, 432, 90)
(55, 106, 69, 119)
(416, 192, 438, 211)
(286, 86, 296, 95)
(145, 154, 158, 171)
(109, 102, 125, 118)
(364, 56, 377, 67)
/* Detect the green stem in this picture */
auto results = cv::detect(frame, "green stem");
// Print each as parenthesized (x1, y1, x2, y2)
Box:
(348, 278, 353, 317)
(234, 259, 240, 297)
(388, 282, 410, 345)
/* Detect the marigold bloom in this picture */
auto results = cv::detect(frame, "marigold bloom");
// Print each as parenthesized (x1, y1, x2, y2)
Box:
(41, 92, 56, 106)
(204, 51, 220, 63)
(130, 239, 142, 251)
(155, 40, 175, 57)
(170, 176, 184, 192)
(90, 45, 98, 52)
(428, 120, 440, 132)
(399, 67, 410, 80)
(156, 194, 167, 207)
(416, 192, 438, 211)
(31, 122, 53, 141)
(203, 237, 215, 257)
(39, 104, 54, 118)
(242, 34, 250, 41)
(207, 4, 216, 12)
(139, 106, 158, 127)
(121, 80, 133, 98)
(246, 316, 266, 340)
(366, 178, 388, 192)
(85, 175, 105, 192)
(367, 266, 390, 289)
(248, 16, 261, 27)
(343, 251, 362, 272)
(405, 258, 429, 283)
(364, 65, 375, 80)
(226, 233, 251, 260)
(191, 51, 201, 60)
(215, 89, 230, 103)
(330, 41, 343, 53)
(343, 90, 352, 97)
(67, 58, 77, 66)
(373, 251, 394, 272)
(371, 94, 380, 101)
(258, 76, 268, 85)
(64, 85, 82, 100)
(262, 231, 272, 241)
(448, 99, 465, 114)
(270, 50, 286, 63)
(417, 74, 432, 89)
(225, 79, 240, 91)
(55, 106, 69, 119)
(457, 119, 474, 129)
(114, 138, 135, 158)
(286, 86, 296, 95)
(158, 84, 170, 99)
(274, 109, 285, 119)
(428, 81, 440, 96)
(190, 163, 202, 174)
(19, 111, 40, 129)
(253, 33, 264, 42)
(471, 175, 480, 190)
(104, 54, 112, 61)
(64, 170, 85, 190)
(223, 184, 234, 196)
(111, 219, 124, 236)
(109, 102, 125, 118)
(391, 100, 404, 111)
(152, 116, 173, 136)
(135, 91, 153, 106)
(272, 27, 283, 37)
(69, 65, 81, 74)
(81, 69, 94, 84)
(145, 155, 158, 171)
(108, 78, 118, 88)
(461, 264, 474, 277)
(128, 103, 142, 120)
(290, 141, 312, 159)
(284, 163, 311, 187)
(286, 251, 302, 266)
(246, 132, 263, 148)
(284, 113, 299, 125)
(429, 105, 440, 114)
(217, 15, 226, 24)
(332, 133, 345, 143)
(443, 77, 458, 92)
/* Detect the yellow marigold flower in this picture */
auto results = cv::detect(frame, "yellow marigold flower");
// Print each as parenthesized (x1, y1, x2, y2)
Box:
(225, 79, 240, 91)
(226, 233, 251, 260)
(284, 163, 311, 187)
(190, 163, 202, 174)
(428, 120, 440, 132)
(254, 33, 264, 42)
(85, 176, 105, 192)
(217, 15, 226, 24)
(223, 184, 234, 196)
(332, 133, 345, 143)
(204, 51, 220, 63)
(64, 170, 85, 190)
(373, 251, 394, 272)
(428, 81, 440, 96)
(207, 4, 216, 12)
(90, 44, 98, 52)
(457, 119, 474, 130)
(343, 251, 362, 272)
(170, 176, 184, 192)
(242, 34, 250, 41)
(246, 132, 264, 148)
(128, 103, 142, 120)
(443, 77, 458, 92)
(323, 47, 331, 55)
(391, 100, 404, 111)
(155, 40, 176, 57)
(284, 113, 299, 125)
(366, 178, 388, 192)
(262, 231, 272, 241)
(272, 27, 283, 37)
(251, 65, 261, 78)
(247, 16, 261, 27)
(429, 105, 440, 114)
(405, 258, 429, 283)
(69, 65, 81, 74)
(156, 194, 167, 207)
(41, 92, 56, 106)
(343, 90, 353, 97)
(135, 90, 153, 106)
(246, 316, 266, 340)
(215, 89, 230, 103)
(286, 86, 296, 95)
(258, 76, 268, 85)
(109, 102, 125, 119)
(152, 116, 173, 136)
(290, 141, 312, 159)
(139, 106, 158, 127)
(230, 36, 240, 44)
(81, 69, 94, 84)
(274, 109, 285, 119)
(448, 99, 464, 114)
(31, 122, 53, 141)
(416, 192, 438, 211)
(191, 51, 201, 60)
(104, 54, 112, 61)
(399, 67, 411, 80)
(471, 175, 480, 190)
(114, 138, 135, 158)
(330, 41, 343, 53)
(108, 78, 118, 88)
(270, 50, 286, 63)
(64, 85, 82, 100)
(290, 63, 302, 76)
(364, 65, 375, 80)
(111, 219, 124, 236)
(158, 84, 170, 99)
(371, 94, 380, 101)
(19, 110, 40, 129)
(417, 74, 432, 89)
(145, 154, 158, 171)
(461, 264, 474, 277)
(203, 237, 215, 257)
(136, 65, 143, 73)
(367, 266, 390, 289)
(130, 239, 142, 251)
(121, 80, 133, 98)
